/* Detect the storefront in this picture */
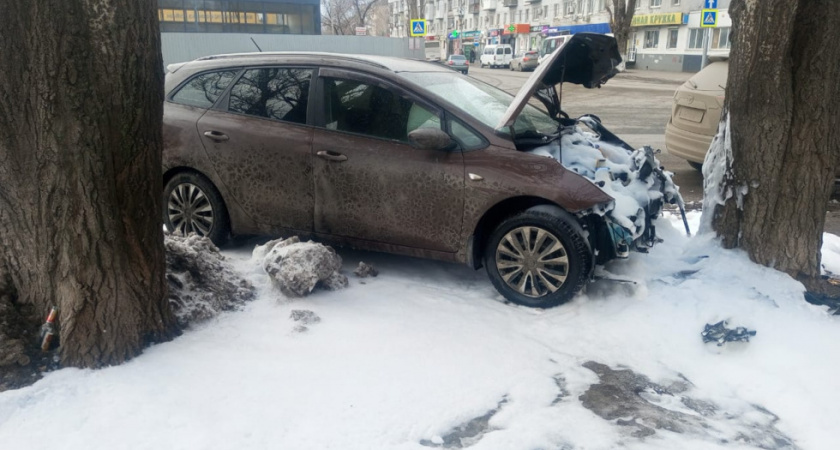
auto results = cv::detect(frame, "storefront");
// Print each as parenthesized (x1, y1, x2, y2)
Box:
(501, 23, 530, 53)
(486, 29, 501, 46)
(461, 30, 481, 61)
(529, 25, 548, 52)
(628, 12, 686, 71)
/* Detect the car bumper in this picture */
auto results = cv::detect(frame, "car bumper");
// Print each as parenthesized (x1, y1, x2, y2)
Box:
(665, 121, 713, 164)
(522, 61, 538, 70)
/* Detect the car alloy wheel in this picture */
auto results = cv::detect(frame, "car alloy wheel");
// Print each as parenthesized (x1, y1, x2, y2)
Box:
(163, 172, 230, 245)
(495, 226, 568, 297)
(168, 183, 214, 237)
(484, 206, 591, 308)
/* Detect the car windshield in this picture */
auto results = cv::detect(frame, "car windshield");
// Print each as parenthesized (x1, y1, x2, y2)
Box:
(399, 72, 557, 138)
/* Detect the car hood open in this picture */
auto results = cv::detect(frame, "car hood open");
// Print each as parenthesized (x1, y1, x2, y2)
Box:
(496, 33, 622, 131)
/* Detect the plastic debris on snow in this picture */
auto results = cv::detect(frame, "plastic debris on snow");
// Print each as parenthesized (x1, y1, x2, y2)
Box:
(701, 320, 757, 346)
(527, 122, 682, 240)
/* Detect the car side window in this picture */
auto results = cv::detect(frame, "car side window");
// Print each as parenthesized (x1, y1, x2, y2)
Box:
(228, 68, 312, 124)
(496, 48, 503, 55)
(323, 77, 440, 142)
(504, 47, 512, 55)
(171, 70, 238, 108)
(449, 119, 484, 150)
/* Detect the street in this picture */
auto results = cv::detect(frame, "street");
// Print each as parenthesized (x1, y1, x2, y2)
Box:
(468, 65, 705, 209)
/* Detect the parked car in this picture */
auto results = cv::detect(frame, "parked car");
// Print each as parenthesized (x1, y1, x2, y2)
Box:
(665, 60, 728, 171)
(479, 44, 513, 68)
(162, 34, 681, 308)
(510, 51, 539, 72)
(446, 54, 469, 74)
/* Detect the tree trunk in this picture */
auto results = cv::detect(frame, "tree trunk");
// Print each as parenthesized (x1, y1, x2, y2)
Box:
(0, 0, 178, 368)
(705, 0, 840, 281)
(607, 0, 637, 60)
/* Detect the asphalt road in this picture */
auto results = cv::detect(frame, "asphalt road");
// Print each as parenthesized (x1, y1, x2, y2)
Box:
(467, 65, 706, 210)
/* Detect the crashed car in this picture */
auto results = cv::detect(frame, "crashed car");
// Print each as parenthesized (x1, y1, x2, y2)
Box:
(161, 33, 685, 308)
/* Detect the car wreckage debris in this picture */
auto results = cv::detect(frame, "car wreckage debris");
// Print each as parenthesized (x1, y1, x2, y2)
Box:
(701, 320, 757, 346)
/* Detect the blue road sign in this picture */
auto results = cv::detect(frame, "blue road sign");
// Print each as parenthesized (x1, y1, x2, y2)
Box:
(704, 0, 717, 8)
(410, 19, 427, 37)
(701, 9, 718, 28)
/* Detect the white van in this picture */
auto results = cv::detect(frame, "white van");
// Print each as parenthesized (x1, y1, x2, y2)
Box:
(480, 44, 513, 68)
(538, 35, 571, 64)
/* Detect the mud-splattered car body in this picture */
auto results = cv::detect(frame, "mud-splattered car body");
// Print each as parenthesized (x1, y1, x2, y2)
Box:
(161, 34, 683, 307)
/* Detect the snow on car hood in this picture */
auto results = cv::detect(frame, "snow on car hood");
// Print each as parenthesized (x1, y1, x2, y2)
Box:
(496, 33, 622, 131)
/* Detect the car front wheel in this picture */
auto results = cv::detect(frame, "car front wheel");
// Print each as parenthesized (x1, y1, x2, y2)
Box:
(163, 172, 230, 245)
(484, 206, 591, 308)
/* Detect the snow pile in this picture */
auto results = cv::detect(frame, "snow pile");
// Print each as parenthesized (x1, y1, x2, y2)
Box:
(3, 215, 840, 449)
(164, 233, 256, 328)
(529, 122, 682, 239)
(253, 236, 348, 297)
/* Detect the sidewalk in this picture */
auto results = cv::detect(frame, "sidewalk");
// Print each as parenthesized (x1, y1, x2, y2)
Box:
(616, 68, 693, 85)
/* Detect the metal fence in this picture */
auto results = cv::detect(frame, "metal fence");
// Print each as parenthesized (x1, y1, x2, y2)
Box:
(161, 33, 425, 68)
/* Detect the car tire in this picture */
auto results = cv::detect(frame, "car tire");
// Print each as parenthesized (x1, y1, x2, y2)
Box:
(484, 206, 592, 308)
(688, 161, 703, 172)
(163, 172, 230, 246)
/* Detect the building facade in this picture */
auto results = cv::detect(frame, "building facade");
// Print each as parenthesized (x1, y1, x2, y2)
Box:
(158, 0, 321, 35)
(388, 0, 730, 72)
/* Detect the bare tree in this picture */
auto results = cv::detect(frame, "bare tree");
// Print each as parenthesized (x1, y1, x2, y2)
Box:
(322, 0, 383, 35)
(704, 0, 840, 292)
(605, 0, 637, 61)
(0, 0, 178, 368)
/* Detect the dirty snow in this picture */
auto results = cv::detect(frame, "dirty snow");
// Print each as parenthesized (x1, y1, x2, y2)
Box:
(1, 214, 839, 449)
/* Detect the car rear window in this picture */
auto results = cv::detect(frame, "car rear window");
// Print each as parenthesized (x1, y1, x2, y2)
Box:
(451, 55, 466, 60)
(171, 70, 238, 109)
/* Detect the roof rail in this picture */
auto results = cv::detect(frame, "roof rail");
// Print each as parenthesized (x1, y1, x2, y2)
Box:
(192, 52, 390, 71)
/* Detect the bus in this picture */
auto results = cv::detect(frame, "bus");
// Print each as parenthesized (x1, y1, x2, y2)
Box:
(425, 40, 442, 61)
(538, 35, 571, 64)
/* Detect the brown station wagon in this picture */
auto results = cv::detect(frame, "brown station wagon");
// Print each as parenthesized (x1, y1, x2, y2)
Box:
(162, 34, 683, 308)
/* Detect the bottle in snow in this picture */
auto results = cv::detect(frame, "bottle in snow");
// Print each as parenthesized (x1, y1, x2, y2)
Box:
(40, 306, 59, 351)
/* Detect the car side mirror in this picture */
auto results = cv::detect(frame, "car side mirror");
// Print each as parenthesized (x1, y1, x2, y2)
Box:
(408, 128, 456, 151)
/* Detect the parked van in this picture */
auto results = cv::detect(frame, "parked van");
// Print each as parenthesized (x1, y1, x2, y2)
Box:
(538, 35, 571, 64)
(480, 45, 513, 68)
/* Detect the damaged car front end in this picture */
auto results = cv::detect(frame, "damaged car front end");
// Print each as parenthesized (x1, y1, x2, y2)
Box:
(497, 33, 689, 266)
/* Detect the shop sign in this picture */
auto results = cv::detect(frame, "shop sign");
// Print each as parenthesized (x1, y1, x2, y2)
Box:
(462, 30, 481, 38)
(488, 29, 500, 37)
(630, 13, 683, 27)
(530, 25, 548, 33)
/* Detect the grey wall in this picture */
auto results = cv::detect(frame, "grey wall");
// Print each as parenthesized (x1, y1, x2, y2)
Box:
(634, 53, 687, 72)
(161, 33, 425, 68)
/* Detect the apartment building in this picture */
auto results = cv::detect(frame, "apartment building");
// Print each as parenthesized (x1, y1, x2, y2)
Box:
(389, 0, 730, 72)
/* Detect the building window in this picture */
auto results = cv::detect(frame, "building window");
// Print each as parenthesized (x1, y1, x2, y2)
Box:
(672, 0, 680, 5)
(666, 28, 678, 49)
(644, 30, 659, 48)
(524, 9, 529, 21)
(554, 4, 559, 18)
(564, 1, 575, 16)
(650, 0, 662, 7)
(713, 27, 732, 48)
(688, 28, 704, 49)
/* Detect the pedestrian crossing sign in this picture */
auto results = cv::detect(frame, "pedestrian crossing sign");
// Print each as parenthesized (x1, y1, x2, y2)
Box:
(701, 9, 718, 28)
(410, 19, 427, 37)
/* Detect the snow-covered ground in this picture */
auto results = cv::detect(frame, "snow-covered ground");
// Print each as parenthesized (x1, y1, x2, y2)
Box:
(1, 212, 839, 450)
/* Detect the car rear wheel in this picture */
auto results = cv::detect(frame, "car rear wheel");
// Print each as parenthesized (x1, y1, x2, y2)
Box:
(163, 172, 230, 245)
(484, 206, 592, 308)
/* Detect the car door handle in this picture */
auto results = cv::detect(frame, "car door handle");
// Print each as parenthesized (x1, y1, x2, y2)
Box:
(316, 150, 348, 162)
(203, 131, 229, 142)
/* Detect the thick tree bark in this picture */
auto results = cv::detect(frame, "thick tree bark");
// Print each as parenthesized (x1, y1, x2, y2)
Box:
(0, 0, 178, 368)
(706, 0, 840, 281)
(606, 0, 637, 59)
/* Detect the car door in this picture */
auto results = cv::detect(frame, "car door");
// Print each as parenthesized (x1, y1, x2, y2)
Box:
(311, 68, 465, 252)
(196, 66, 315, 233)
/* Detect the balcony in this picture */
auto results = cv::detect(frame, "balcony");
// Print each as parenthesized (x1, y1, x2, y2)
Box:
(502, 0, 517, 6)
(482, 0, 497, 10)
(468, 3, 480, 13)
